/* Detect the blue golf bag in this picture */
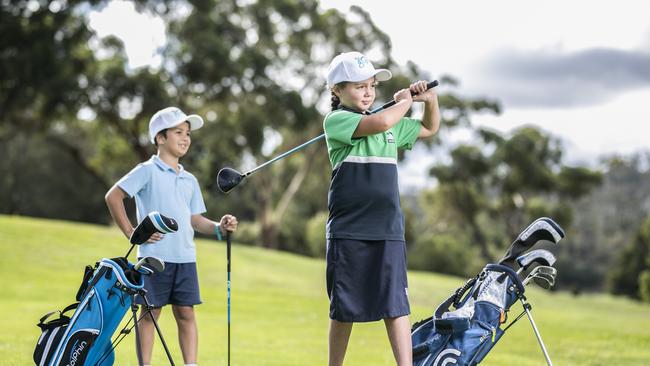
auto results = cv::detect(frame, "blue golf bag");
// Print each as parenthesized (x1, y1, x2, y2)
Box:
(411, 264, 526, 366)
(34, 257, 143, 366)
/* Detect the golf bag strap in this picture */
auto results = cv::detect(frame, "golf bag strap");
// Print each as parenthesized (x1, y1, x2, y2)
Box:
(75, 265, 94, 301)
(38, 302, 79, 330)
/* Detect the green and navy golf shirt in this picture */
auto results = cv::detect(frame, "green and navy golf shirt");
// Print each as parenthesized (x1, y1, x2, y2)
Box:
(323, 107, 422, 241)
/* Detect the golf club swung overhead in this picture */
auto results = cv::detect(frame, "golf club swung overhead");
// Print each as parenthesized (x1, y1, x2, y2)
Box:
(217, 80, 439, 193)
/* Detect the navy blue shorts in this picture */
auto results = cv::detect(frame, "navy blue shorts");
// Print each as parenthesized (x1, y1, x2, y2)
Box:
(326, 239, 410, 322)
(136, 261, 202, 307)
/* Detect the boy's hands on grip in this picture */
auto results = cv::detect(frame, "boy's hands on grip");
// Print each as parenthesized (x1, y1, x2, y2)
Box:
(220, 214, 238, 235)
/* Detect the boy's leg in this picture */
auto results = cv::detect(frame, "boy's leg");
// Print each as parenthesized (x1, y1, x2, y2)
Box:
(172, 305, 198, 364)
(138, 306, 162, 365)
(329, 319, 353, 366)
(384, 315, 412, 366)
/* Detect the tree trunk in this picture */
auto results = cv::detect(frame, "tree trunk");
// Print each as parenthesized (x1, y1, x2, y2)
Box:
(256, 142, 322, 249)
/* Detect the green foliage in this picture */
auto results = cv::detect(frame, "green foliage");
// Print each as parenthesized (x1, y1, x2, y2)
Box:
(609, 214, 650, 298)
(639, 270, 650, 303)
(425, 124, 602, 268)
(408, 234, 478, 277)
(305, 211, 328, 258)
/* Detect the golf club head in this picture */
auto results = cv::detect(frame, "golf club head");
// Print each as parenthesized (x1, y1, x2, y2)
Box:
(499, 217, 565, 269)
(129, 211, 178, 245)
(516, 249, 557, 272)
(134, 256, 165, 274)
(217, 167, 244, 194)
(523, 265, 557, 288)
(532, 275, 555, 289)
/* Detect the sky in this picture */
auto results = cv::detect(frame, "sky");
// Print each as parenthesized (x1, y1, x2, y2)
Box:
(89, 1, 650, 189)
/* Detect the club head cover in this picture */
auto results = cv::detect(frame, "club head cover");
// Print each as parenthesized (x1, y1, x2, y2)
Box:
(129, 211, 178, 245)
(499, 217, 565, 269)
(516, 249, 557, 270)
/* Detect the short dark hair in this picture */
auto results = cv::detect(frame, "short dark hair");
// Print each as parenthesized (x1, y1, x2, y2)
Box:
(154, 129, 168, 146)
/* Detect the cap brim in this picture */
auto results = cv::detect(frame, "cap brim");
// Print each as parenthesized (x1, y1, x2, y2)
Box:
(373, 69, 392, 82)
(185, 114, 204, 130)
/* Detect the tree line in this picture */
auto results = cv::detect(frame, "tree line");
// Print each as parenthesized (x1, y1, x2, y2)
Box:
(1, 0, 648, 301)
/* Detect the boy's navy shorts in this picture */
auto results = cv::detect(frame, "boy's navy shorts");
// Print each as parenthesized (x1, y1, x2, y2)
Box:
(326, 239, 410, 322)
(136, 261, 202, 308)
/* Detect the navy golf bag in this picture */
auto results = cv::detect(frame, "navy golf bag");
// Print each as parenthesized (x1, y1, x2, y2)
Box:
(34, 257, 143, 366)
(411, 264, 525, 366)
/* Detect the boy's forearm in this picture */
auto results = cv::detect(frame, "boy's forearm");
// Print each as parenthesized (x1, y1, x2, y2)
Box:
(105, 186, 134, 238)
(191, 214, 219, 236)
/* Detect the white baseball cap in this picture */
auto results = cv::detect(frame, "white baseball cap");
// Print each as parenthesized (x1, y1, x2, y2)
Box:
(326, 51, 392, 88)
(149, 107, 204, 144)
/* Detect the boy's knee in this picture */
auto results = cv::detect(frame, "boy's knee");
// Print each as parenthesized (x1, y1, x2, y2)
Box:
(172, 305, 195, 322)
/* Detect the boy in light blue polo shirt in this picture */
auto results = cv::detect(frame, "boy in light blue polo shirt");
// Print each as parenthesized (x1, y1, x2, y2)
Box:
(105, 106, 238, 366)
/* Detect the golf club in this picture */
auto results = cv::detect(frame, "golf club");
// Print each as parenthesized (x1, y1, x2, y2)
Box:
(523, 266, 557, 288)
(499, 217, 565, 269)
(516, 249, 557, 275)
(226, 232, 232, 366)
(125, 211, 178, 258)
(216, 80, 440, 193)
(134, 256, 165, 275)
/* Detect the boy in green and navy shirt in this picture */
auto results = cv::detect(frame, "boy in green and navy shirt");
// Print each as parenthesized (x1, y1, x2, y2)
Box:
(323, 51, 441, 366)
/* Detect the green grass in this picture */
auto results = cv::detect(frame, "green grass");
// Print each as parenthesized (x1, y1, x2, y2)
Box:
(1, 215, 649, 365)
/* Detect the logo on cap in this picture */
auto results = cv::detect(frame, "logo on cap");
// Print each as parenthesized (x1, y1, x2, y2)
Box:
(355, 56, 369, 68)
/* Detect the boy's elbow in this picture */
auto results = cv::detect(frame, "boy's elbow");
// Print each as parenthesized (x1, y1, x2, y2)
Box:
(105, 185, 123, 203)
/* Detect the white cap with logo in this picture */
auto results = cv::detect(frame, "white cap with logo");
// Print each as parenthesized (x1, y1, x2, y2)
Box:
(148, 107, 204, 144)
(326, 51, 392, 88)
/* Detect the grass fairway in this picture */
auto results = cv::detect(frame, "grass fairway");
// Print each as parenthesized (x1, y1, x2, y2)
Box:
(1, 215, 650, 365)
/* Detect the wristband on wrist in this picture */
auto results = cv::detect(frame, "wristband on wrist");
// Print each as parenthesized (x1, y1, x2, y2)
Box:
(214, 223, 223, 241)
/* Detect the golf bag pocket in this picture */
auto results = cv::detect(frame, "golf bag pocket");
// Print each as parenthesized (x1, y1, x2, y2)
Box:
(34, 303, 78, 366)
(456, 319, 501, 365)
(412, 317, 452, 366)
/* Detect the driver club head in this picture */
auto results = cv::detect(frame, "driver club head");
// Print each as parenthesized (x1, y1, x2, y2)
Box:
(217, 167, 245, 194)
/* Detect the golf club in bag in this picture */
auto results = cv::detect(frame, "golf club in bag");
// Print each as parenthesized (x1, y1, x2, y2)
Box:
(216, 80, 439, 193)
(34, 212, 178, 366)
(411, 217, 564, 366)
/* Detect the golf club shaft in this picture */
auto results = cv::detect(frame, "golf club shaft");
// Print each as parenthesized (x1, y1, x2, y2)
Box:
(243, 80, 439, 177)
(125, 244, 135, 258)
(226, 232, 232, 366)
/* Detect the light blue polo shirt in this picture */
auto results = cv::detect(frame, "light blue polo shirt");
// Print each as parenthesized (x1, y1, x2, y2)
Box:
(117, 155, 207, 263)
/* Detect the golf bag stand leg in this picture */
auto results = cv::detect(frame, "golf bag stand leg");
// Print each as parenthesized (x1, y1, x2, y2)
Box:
(519, 297, 553, 366)
(130, 302, 145, 366)
(133, 290, 176, 366)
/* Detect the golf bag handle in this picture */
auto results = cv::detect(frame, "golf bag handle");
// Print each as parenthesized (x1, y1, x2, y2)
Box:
(244, 80, 439, 177)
